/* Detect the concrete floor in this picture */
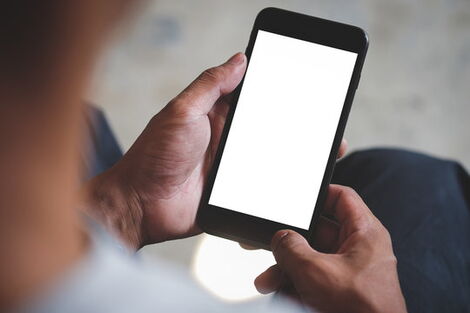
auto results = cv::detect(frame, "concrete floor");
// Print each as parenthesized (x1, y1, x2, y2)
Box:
(89, 0, 470, 300)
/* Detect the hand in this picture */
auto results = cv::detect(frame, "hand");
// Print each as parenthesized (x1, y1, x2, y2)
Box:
(82, 53, 247, 248)
(254, 185, 407, 313)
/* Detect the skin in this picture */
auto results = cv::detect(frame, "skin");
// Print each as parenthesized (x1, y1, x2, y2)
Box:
(255, 186, 407, 313)
(82, 52, 248, 248)
(0, 1, 130, 309)
(83, 55, 406, 313)
(0, 1, 406, 312)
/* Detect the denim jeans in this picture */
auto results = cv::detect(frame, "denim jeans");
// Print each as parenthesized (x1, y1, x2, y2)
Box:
(332, 149, 470, 313)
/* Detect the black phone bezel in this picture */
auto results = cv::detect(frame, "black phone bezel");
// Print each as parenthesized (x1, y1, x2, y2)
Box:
(197, 7, 369, 250)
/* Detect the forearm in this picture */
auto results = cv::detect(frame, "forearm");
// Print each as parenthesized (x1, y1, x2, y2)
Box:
(79, 168, 144, 250)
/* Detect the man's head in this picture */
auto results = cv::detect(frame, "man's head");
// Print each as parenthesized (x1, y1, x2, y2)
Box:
(0, 1, 139, 310)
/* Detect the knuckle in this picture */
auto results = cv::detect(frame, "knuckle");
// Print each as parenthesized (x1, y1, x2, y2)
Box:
(168, 97, 184, 110)
(343, 186, 359, 198)
(200, 66, 225, 84)
(354, 227, 371, 241)
(338, 186, 360, 207)
(388, 254, 398, 266)
(167, 98, 186, 115)
(147, 112, 160, 127)
(380, 225, 394, 246)
(167, 97, 194, 119)
(363, 221, 396, 253)
(381, 224, 392, 239)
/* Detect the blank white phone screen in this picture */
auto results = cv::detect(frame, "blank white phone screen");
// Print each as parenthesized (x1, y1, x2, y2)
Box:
(208, 30, 357, 229)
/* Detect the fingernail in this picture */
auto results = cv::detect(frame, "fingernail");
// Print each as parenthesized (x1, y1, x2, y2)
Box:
(227, 53, 245, 65)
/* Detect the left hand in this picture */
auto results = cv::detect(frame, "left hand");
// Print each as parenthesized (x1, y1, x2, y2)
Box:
(82, 53, 247, 248)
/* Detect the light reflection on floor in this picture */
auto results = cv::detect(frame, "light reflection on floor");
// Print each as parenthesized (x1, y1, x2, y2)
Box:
(191, 234, 275, 302)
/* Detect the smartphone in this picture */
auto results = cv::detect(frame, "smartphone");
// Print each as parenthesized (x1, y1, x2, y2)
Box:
(197, 7, 368, 250)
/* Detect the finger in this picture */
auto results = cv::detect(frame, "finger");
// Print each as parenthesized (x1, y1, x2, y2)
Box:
(254, 264, 283, 294)
(337, 138, 348, 159)
(312, 215, 339, 253)
(172, 53, 247, 116)
(323, 185, 374, 238)
(207, 91, 239, 128)
(207, 96, 233, 155)
(239, 242, 258, 250)
(209, 95, 232, 120)
(271, 230, 318, 281)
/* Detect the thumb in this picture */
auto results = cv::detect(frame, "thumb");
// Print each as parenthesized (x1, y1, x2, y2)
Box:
(172, 53, 247, 116)
(271, 230, 318, 279)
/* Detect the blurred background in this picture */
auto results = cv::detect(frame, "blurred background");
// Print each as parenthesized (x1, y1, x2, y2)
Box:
(88, 0, 470, 304)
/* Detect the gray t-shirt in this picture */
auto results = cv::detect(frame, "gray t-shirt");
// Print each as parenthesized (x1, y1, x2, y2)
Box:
(14, 221, 309, 313)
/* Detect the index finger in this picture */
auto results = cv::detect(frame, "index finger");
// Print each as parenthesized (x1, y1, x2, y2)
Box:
(172, 53, 246, 116)
(323, 184, 374, 234)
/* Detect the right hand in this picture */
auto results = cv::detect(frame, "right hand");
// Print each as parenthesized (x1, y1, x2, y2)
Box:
(255, 185, 407, 313)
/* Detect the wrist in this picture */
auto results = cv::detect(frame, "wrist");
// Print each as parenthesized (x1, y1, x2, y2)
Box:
(355, 259, 407, 313)
(79, 167, 145, 250)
